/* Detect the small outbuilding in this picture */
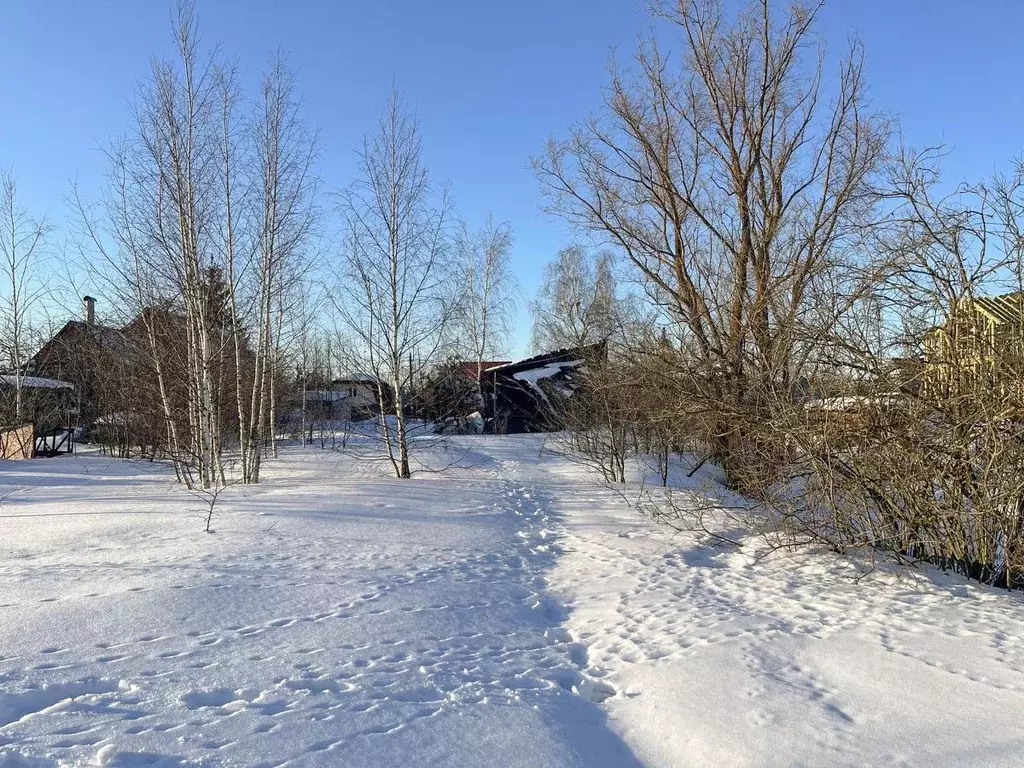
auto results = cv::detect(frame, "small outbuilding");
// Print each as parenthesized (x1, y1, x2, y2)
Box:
(0, 374, 78, 458)
(482, 342, 606, 433)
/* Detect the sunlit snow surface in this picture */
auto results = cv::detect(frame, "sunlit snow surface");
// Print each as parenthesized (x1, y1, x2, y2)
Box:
(0, 436, 1022, 766)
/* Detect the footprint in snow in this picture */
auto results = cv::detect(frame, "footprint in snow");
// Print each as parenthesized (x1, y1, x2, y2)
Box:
(545, 627, 573, 644)
(574, 676, 617, 703)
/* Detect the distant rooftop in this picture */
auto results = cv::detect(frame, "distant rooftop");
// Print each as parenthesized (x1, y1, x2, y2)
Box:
(485, 342, 606, 376)
(332, 373, 378, 384)
(0, 374, 74, 390)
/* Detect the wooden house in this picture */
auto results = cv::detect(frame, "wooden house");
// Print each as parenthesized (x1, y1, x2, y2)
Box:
(301, 375, 392, 424)
(24, 297, 128, 428)
(922, 293, 1024, 404)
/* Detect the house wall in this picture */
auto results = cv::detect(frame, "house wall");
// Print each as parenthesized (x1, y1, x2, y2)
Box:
(922, 305, 1024, 402)
(0, 424, 34, 460)
(336, 382, 380, 417)
(300, 381, 386, 425)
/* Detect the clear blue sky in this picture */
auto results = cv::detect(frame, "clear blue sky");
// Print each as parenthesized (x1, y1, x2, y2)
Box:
(3, 1, 1024, 356)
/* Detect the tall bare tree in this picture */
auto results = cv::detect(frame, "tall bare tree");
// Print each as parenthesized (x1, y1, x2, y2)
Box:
(455, 215, 516, 403)
(234, 52, 319, 482)
(76, 3, 317, 489)
(535, 0, 891, 485)
(0, 169, 51, 422)
(337, 87, 455, 479)
(530, 245, 618, 353)
(111, 2, 229, 489)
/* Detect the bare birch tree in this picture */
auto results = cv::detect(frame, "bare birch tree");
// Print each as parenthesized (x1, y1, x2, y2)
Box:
(75, 3, 317, 489)
(337, 87, 455, 479)
(232, 52, 319, 482)
(530, 245, 618, 353)
(455, 216, 516, 403)
(0, 169, 51, 422)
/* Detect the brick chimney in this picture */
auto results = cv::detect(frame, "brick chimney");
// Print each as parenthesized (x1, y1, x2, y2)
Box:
(83, 295, 96, 326)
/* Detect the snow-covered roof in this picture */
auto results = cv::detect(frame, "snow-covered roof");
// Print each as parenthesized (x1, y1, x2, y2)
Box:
(511, 360, 583, 387)
(486, 342, 605, 376)
(805, 394, 901, 411)
(0, 374, 73, 390)
(511, 360, 584, 404)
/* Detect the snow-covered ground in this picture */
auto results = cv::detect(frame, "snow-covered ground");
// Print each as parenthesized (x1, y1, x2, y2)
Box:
(1, 436, 1023, 766)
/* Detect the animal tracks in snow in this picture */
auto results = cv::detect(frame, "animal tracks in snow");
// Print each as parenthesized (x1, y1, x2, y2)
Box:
(0, 444, 630, 767)
(4, 440, 1024, 766)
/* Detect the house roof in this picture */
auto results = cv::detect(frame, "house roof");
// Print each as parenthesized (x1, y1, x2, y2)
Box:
(28, 319, 127, 366)
(964, 293, 1024, 325)
(332, 373, 378, 384)
(0, 374, 74, 390)
(451, 361, 512, 381)
(485, 342, 606, 377)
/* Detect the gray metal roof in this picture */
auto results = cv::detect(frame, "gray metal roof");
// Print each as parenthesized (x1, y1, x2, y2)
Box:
(0, 374, 74, 390)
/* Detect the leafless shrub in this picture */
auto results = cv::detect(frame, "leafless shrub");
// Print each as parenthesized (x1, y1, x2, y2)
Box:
(533, 0, 1024, 591)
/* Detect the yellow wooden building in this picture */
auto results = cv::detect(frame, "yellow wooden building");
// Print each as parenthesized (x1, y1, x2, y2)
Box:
(922, 293, 1024, 404)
